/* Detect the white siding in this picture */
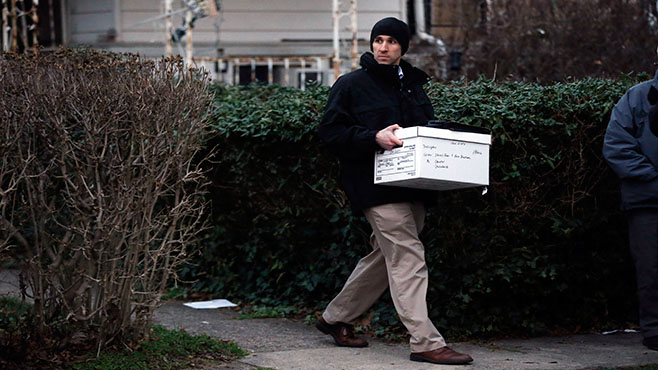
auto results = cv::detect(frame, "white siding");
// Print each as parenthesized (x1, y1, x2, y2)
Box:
(68, 0, 407, 83)
(118, 0, 404, 50)
(68, 0, 115, 44)
(70, 0, 113, 13)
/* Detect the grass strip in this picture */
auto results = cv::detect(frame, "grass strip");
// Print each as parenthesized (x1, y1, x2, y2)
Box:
(73, 325, 247, 370)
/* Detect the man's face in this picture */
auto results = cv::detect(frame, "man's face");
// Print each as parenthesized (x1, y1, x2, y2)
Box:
(372, 35, 402, 65)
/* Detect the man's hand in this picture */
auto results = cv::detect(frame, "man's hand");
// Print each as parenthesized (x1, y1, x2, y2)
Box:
(376, 124, 403, 150)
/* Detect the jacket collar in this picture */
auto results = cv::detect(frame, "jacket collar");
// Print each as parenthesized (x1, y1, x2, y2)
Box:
(359, 52, 429, 86)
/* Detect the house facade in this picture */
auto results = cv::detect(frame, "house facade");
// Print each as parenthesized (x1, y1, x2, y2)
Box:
(64, 0, 407, 86)
(2, 0, 483, 85)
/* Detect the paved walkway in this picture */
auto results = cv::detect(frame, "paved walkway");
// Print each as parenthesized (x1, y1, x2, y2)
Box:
(154, 301, 658, 370)
(3, 270, 658, 369)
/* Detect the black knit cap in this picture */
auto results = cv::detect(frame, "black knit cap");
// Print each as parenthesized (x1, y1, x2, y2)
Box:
(369, 17, 411, 55)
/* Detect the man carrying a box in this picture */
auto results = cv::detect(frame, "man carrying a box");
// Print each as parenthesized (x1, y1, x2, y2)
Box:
(315, 17, 473, 365)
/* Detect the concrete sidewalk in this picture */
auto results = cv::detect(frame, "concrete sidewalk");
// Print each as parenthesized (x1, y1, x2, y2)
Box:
(3, 269, 657, 369)
(153, 301, 658, 370)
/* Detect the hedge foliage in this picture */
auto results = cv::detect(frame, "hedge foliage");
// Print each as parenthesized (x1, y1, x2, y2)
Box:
(189, 75, 645, 338)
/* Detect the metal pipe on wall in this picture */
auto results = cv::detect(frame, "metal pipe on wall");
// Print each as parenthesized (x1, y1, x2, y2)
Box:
(164, 0, 173, 56)
(1, 0, 8, 51)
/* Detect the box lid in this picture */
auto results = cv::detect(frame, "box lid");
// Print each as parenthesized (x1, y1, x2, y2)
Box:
(426, 120, 491, 134)
(394, 126, 491, 145)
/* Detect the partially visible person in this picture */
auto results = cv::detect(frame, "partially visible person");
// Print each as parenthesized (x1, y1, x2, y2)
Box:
(603, 71, 658, 350)
(315, 17, 473, 365)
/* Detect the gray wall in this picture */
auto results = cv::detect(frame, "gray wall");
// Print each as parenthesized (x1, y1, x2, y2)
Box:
(67, 0, 405, 57)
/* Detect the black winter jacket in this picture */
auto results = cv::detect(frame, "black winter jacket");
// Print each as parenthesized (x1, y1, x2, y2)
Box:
(317, 52, 436, 212)
(603, 70, 658, 211)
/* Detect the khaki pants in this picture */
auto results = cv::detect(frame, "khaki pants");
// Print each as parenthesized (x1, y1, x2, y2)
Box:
(322, 201, 446, 352)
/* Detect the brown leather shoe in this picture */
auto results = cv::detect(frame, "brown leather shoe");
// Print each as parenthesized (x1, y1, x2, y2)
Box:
(410, 346, 473, 365)
(315, 317, 368, 347)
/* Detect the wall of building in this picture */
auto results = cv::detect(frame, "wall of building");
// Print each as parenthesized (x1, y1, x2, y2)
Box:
(94, 0, 406, 57)
(65, 0, 407, 84)
(67, 0, 117, 44)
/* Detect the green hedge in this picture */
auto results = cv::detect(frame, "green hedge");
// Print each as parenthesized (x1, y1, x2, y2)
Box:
(188, 76, 644, 338)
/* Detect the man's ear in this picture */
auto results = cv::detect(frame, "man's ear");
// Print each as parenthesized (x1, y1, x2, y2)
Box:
(648, 86, 658, 105)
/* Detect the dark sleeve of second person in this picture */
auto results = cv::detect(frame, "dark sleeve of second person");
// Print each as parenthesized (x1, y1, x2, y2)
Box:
(603, 92, 658, 182)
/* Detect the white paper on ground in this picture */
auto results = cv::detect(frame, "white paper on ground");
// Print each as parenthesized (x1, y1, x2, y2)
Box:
(601, 329, 639, 335)
(183, 299, 237, 309)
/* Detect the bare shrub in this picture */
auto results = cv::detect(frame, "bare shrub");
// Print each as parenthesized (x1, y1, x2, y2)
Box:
(462, 0, 658, 82)
(0, 49, 211, 350)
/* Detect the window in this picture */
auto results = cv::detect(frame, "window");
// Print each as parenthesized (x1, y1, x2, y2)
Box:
(238, 65, 268, 85)
(298, 71, 321, 89)
(1, 0, 63, 52)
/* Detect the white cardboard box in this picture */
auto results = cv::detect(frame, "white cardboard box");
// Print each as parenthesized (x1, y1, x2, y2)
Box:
(374, 126, 491, 191)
